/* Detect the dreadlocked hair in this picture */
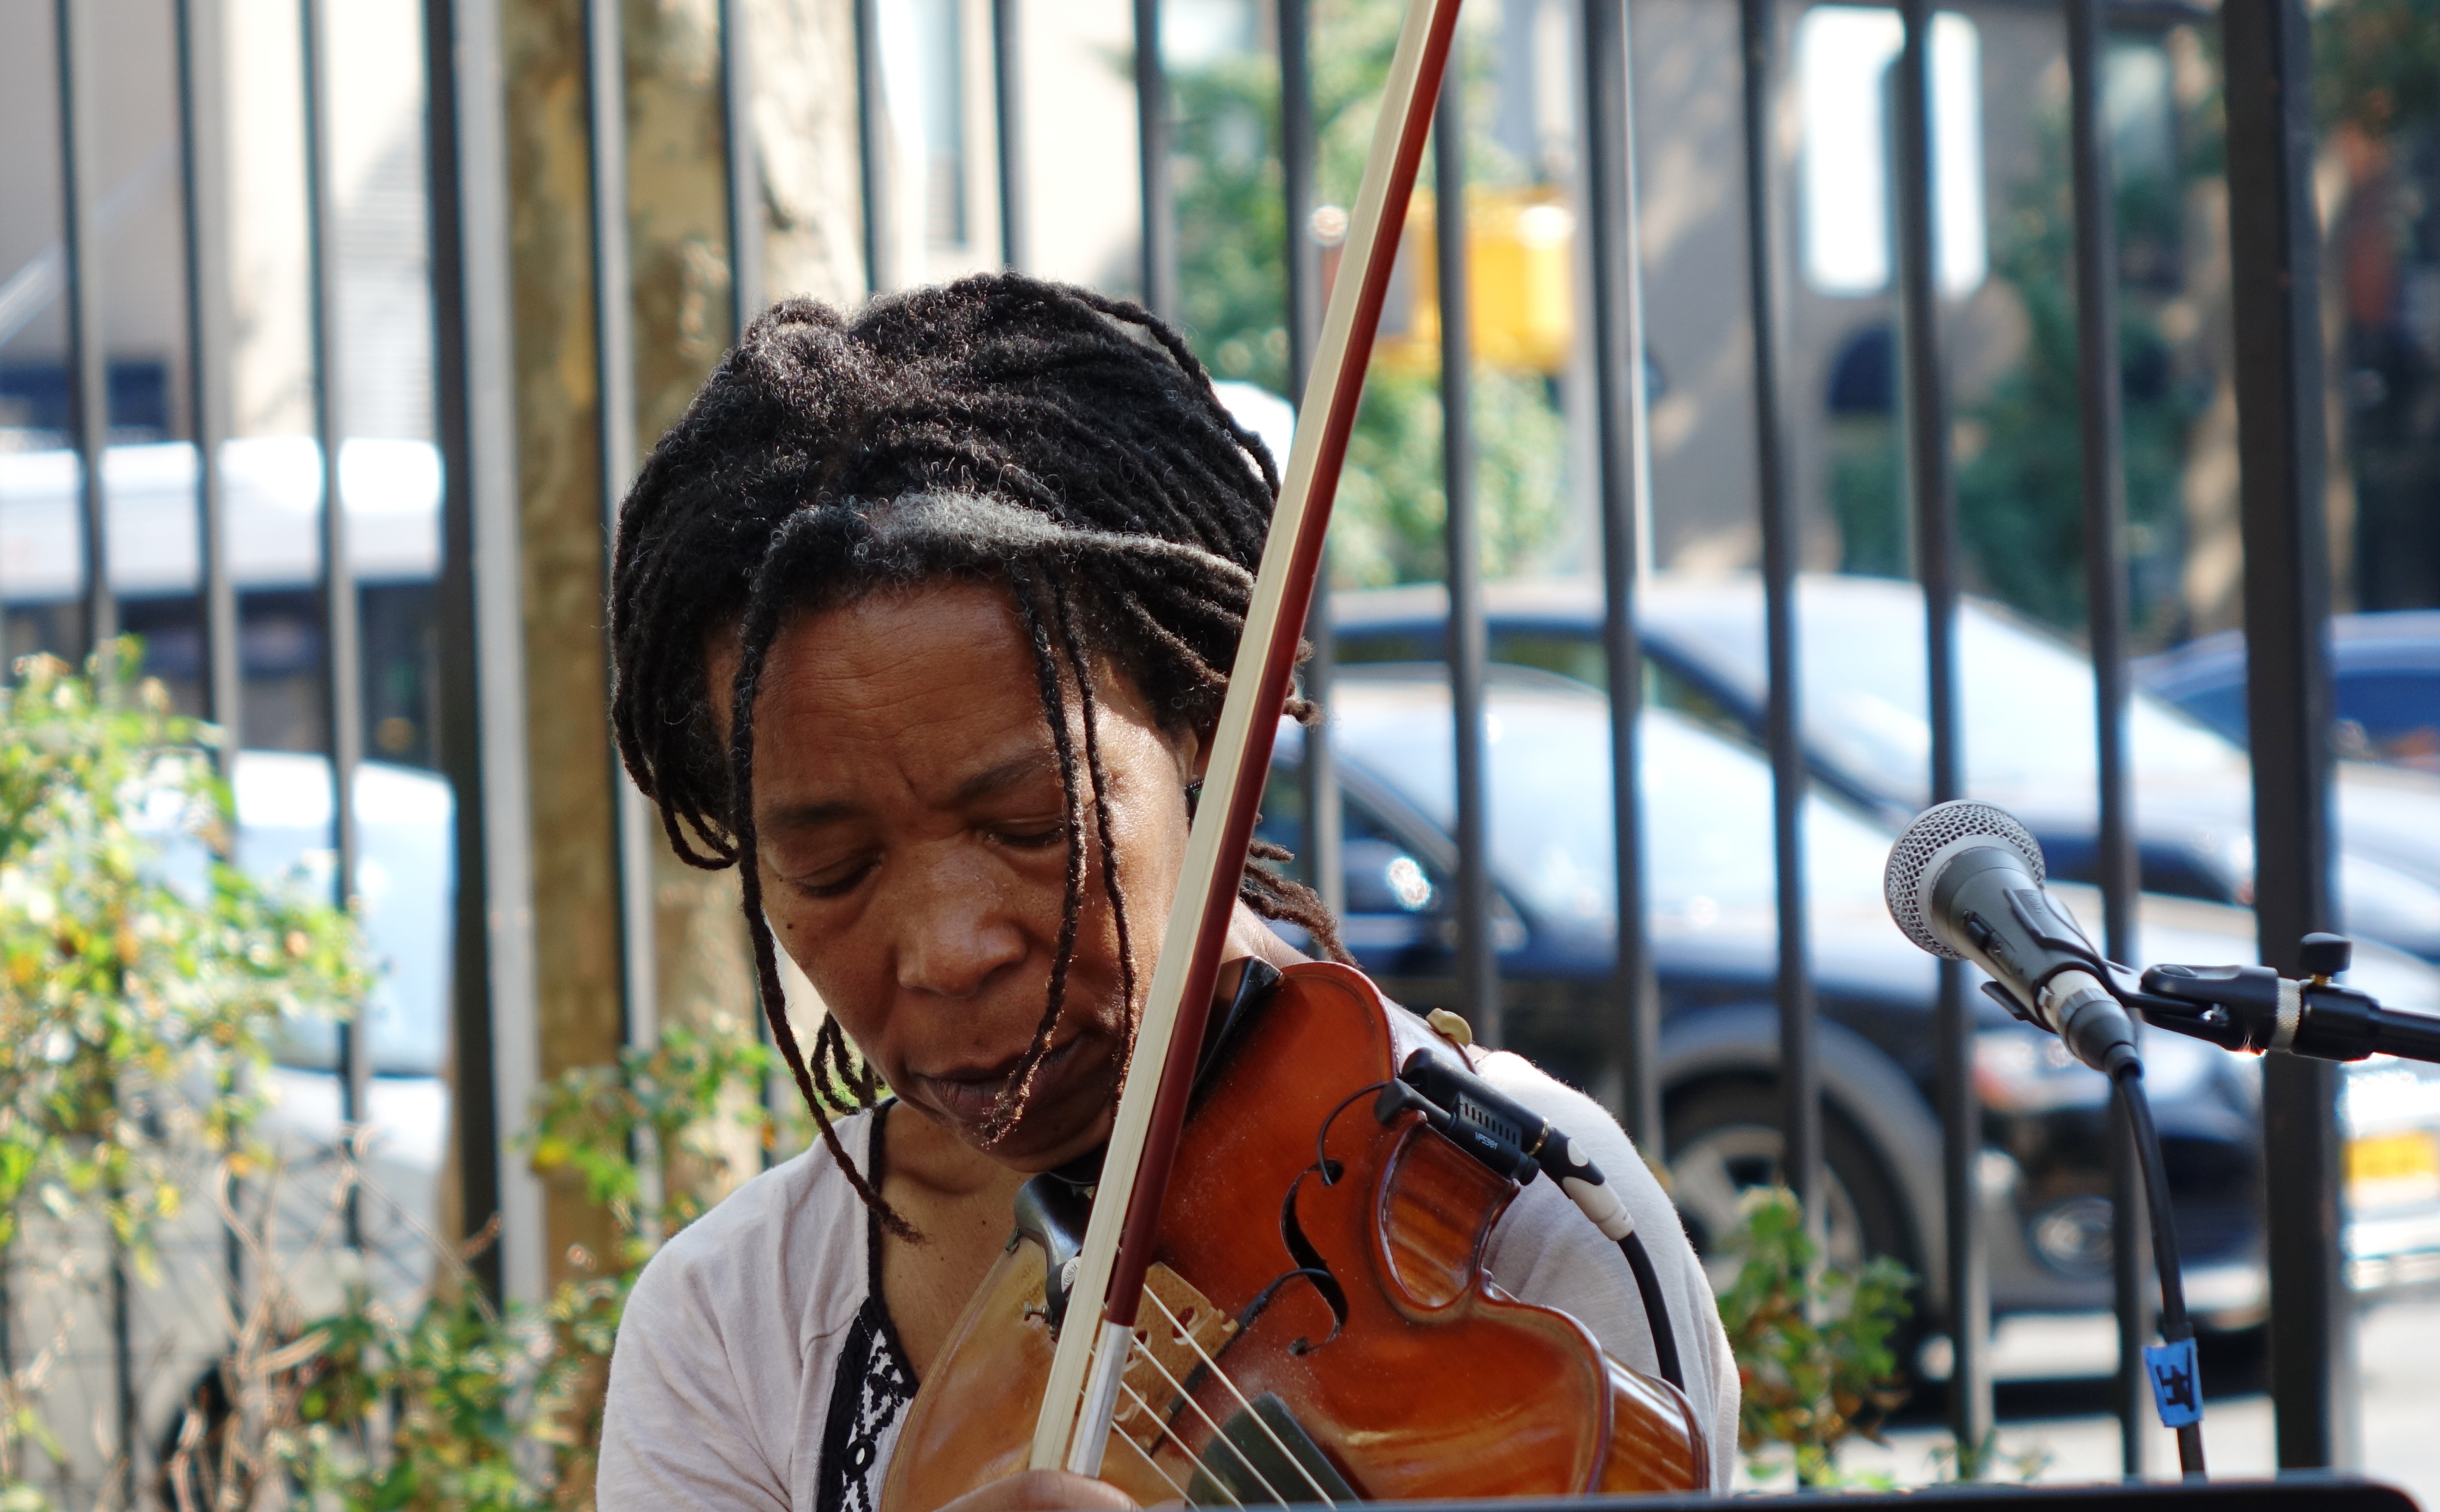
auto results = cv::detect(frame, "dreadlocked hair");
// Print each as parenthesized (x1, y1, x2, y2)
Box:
(609, 273, 1351, 1232)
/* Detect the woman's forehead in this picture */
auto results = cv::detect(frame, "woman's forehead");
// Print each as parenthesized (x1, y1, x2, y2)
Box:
(767, 583, 1034, 719)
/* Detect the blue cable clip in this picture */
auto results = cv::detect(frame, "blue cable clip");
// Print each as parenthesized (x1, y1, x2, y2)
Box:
(2143, 1337, 2204, 1429)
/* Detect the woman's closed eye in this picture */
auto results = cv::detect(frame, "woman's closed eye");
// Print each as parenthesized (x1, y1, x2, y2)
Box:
(782, 846, 882, 898)
(986, 816, 1068, 851)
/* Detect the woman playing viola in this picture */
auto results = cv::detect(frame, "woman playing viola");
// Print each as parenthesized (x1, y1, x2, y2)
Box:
(596, 275, 1740, 1511)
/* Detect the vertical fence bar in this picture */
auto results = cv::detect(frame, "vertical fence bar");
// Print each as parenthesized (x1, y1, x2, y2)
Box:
(1582, 0, 1658, 1150)
(2066, 0, 2150, 1471)
(856, 0, 888, 294)
(177, 0, 247, 1319)
(1737, 0, 1818, 1222)
(1280, 0, 1319, 404)
(722, 0, 764, 326)
(179, 0, 240, 757)
(427, 0, 539, 1305)
(1134, 0, 1177, 322)
(720, 0, 779, 1160)
(993, 0, 1028, 271)
(587, 0, 658, 1061)
(1280, 0, 1340, 918)
(54, 0, 114, 658)
(301, 0, 371, 1242)
(2224, 0, 2353, 1468)
(110, 1251, 133, 1505)
(1893, 0, 1990, 1445)
(1436, 62, 1499, 1045)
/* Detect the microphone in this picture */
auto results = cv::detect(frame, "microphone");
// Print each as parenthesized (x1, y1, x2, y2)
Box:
(1883, 800, 2139, 1076)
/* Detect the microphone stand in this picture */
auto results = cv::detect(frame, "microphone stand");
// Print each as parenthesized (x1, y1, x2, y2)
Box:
(2068, 929, 2440, 1479)
(2125, 932, 2440, 1067)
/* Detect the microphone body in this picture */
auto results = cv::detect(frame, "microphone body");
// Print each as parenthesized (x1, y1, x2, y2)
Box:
(1886, 801, 2139, 1074)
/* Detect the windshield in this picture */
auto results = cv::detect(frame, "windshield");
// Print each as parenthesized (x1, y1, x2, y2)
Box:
(1325, 674, 1897, 929)
(1645, 576, 2244, 805)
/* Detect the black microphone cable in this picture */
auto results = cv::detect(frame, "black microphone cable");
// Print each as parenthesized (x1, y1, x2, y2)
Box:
(2112, 1054, 2206, 1478)
(1383, 1058, 1688, 1395)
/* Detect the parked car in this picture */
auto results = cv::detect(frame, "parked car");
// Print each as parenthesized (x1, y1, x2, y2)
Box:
(1263, 663, 2440, 1372)
(231, 752, 451, 1299)
(2136, 610, 2440, 775)
(1330, 573, 2440, 965)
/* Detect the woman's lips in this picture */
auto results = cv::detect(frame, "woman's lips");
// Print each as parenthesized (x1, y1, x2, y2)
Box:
(915, 1031, 1099, 1128)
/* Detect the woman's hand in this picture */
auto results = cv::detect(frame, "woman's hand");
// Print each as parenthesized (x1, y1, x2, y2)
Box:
(933, 1469, 1141, 1512)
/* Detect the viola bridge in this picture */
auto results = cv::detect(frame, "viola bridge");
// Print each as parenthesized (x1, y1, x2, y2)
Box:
(1110, 1265, 1238, 1455)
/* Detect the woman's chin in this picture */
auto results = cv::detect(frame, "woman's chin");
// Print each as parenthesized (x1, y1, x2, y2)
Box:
(914, 1037, 1122, 1170)
(978, 1094, 1120, 1173)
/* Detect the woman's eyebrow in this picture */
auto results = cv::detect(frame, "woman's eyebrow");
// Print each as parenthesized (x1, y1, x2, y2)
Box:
(760, 751, 1059, 833)
(952, 751, 1058, 805)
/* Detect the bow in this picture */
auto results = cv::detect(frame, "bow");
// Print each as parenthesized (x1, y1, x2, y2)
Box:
(1029, 0, 1471, 1476)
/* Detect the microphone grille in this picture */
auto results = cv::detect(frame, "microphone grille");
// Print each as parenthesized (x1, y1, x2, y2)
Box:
(1882, 800, 2046, 959)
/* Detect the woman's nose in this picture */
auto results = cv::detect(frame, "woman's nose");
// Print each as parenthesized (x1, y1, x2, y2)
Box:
(890, 853, 1029, 999)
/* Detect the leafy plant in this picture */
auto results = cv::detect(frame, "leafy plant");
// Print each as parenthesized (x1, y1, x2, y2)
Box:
(0, 644, 790, 1508)
(1929, 1428, 2052, 1486)
(1827, 99, 2202, 644)
(0, 647, 365, 1272)
(2318, 0, 2440, 142)
(1716, 1186, 1914, 1488)
(158, 1014, 789, 1510)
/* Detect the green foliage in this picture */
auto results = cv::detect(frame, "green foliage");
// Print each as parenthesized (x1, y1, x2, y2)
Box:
(0, 641, 793, 1505)
(1716, 1187, 1914, 1488)
(2318, 0, 2440, 141)
(1929, 1428, 2053, 1486)
(278, 1286, 561, 1512)
(1169, 1, 1573, 589)
(524, 1015, 789, 1259)
(190, 1015, 787, 1509)
(1829, 110, 2200, 637)
(1951, 117, 2198, 635)
(0, 645, 365, 1266)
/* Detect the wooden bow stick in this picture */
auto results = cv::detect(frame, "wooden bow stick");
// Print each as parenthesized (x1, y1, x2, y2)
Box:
(1028, 0, 1470, 1477)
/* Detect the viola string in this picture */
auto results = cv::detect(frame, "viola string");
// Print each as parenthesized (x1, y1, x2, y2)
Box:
(1118, 1377, 1256, 1509)
(1124, 1322, 1299, 1507)
(1105, 1407, 1200, 1507)
(1140, 1289, 1339, 1507)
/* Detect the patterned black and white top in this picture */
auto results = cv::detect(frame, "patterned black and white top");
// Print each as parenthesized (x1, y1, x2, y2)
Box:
(598, 1058, 1744, 1506)
(813, 1260, 916, 1512)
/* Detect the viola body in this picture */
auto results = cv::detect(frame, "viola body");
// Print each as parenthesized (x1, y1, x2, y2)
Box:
(882, 961, 1709, 1509)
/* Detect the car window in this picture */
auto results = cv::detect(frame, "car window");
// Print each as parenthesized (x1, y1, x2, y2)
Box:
(1488, 630, 1610, 690)
(2340, 672, 2440, 749)
(1256, 761, 1455, 918)
(234, 752, 454, 1077)
(1340, 804, 1449, 917)
(1650, 581, 2243, 804)
(1322, 683, 1896, 927)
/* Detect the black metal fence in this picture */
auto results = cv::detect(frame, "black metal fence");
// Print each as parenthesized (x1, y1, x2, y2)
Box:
(0, 0, 2374, 1492)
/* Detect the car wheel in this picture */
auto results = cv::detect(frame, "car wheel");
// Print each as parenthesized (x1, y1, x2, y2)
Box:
(1664, 1081, 1922, 1306)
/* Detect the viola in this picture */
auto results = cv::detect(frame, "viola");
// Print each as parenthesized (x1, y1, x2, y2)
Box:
(880, 962, 1710, 1507)
(882, 0, 1710, 1499)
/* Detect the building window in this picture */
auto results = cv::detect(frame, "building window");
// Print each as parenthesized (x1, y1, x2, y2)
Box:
(913, 0, 966, 249)
(1795, 5, 1986, 299)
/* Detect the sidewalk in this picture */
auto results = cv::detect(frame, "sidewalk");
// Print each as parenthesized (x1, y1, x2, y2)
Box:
(1792, 1294, 2440, 1503)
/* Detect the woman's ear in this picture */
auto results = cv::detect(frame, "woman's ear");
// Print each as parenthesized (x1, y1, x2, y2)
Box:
(1174, 722, 1210, 790)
